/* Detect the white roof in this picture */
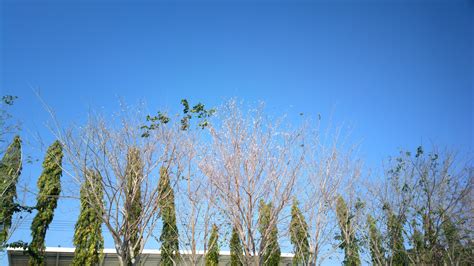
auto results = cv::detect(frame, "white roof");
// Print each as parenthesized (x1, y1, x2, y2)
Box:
(8, 247, 294, 266)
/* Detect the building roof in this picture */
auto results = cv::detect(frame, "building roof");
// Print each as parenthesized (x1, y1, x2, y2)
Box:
(8, 247, 294, 266)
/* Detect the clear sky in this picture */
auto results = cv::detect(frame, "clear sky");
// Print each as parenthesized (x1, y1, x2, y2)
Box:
(1, 0, 472, 264)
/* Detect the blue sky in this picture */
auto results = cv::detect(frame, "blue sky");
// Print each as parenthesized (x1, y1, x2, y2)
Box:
(1, 0, 472, 263)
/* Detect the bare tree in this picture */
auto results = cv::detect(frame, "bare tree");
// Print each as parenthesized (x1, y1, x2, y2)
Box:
(172, 129, 221, 266)
(292, 125, 362, 265)
(175, 176, 221, 266)
(51, 104, 181, 266)
(199, 100, 305, 265)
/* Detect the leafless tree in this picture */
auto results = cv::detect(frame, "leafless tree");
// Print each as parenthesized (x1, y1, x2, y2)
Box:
(172, 128, 222, 266)
(199, 100, 305, 265)
(297, 125, 363, 265)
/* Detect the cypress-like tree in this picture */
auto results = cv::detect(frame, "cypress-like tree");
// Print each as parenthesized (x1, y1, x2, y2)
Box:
(422, 213, 441, 263)
(409, 217, 426, 264)
(230, 226, 243, 266)
(289, 198, 310, 265)
(158, 167, 179, 266)
(125, 147, 143, 265)
(72, 169, 104, 266)
(205, 224, 219, 266)
(442, 216, 464, 264)
(335, 196, 360, 266)
(258, 200, 281, 266)
(411, 226, 425, 263)
(367, 214, 384, 265)
(386, 210, 408, 265)
(0, 136, 22, 246)
(29, 141, 63, 265)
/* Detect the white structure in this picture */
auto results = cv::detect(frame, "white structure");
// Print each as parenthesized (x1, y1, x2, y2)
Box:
(8, 247, 295, 265)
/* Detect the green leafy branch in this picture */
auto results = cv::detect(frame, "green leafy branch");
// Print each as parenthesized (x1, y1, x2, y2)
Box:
(141, 99, 215, 137)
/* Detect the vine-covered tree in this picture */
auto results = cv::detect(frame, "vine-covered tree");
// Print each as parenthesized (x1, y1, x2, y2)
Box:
(335, 196, 360, 266)
(258, 200, 281, 266)
(72, 169, 104, 266)
(386, 208, 408, 265)
(124, 147, 143, 265)
(205, 224, 219, 266)
(441, 215, 466, 264)
(29, 141, 63, 265)
(0, 136, 22, 246)
(230, 226, 243, 266)
(367, 214, 384, 265)
(410, 220, 425, 263)
(289, 198, 310, 265)
(158, 167, 179, 266)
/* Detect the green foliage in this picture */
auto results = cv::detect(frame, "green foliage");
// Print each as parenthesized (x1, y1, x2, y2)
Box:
(289, 199, 310, 265)
(0, 96, 20, 145)
(72, 169, 104, 266)
(442, 217, 461, 253)
(421, 213, 437, 262)
(230, 226, 243, 266)
(258, 200, 281, 266)
(205, 224, 219, 266)
(125, 147, 143, 264)
(441, 216, 470, 264)
(383, 146, 474, 265)
(179, 99, 215, 130)
(158, 167, 179, 266)
(367, 215, 384, 265)
(30, 141, 63, 266)
(6, 240, 28, 249)
(1, 95, 17, 106)
(411, 225, 425, 263)
(386, 208, 408, 266)
(141, 112, 170, 137)
(141, 99, 215, 137)
(335, 196, 360, 266)
(0, 136, 22, 245)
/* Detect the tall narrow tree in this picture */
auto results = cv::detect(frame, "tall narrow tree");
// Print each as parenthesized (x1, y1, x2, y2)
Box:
(290, 198, 310, 265)
(158, 167, 179, 266)
(410, 219, 424, 263)
(0, 136, 22, 245)
(230, 226, 243, 266)
(72, 169, 104, 266)
(124, 147, 143, 265)
(386, 208, 407, 265)
(205, 224, 219, 266)
(335, 196, 360, 266)
(258, 200, 281, 266)
(441, 216, 465, 264)
(29, 141, 63, 265)
(367, 214, 384, 265)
